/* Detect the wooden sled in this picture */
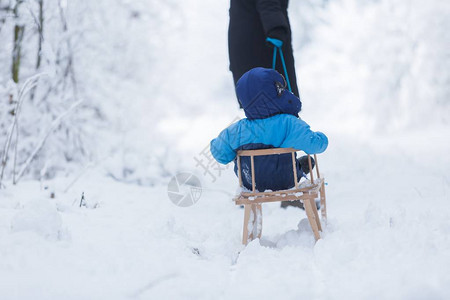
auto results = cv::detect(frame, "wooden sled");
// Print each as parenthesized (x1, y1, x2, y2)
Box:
(233, 148, 327, 245)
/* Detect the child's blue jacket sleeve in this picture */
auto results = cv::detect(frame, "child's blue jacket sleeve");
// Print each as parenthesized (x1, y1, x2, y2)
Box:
(210, 123, 238, 164)
(210, 115, 328, 164)
(282, 116, 328, 154)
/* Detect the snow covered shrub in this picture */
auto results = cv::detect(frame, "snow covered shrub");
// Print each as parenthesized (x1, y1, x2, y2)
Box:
(0, 0, 105, 185)
(0, 0, 182, 186)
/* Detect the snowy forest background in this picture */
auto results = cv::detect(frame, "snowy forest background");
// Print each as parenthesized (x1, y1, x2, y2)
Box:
(1, 0, 450, 299)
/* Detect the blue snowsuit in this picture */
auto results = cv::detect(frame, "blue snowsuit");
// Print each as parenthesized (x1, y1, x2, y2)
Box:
(210, 68, 328, 191)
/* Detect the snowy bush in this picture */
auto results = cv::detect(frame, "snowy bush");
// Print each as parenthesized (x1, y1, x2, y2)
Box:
(0, 0, 182, 186)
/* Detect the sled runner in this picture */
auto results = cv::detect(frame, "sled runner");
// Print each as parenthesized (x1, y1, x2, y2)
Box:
(233, 148, 327, 245)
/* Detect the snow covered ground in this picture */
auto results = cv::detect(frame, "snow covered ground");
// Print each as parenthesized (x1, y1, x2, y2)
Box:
(1, 0, 450, 299)
(1, 132, 450, 299)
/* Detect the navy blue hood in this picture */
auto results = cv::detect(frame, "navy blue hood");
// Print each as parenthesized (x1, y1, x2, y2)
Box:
(236, 67, 301, 120)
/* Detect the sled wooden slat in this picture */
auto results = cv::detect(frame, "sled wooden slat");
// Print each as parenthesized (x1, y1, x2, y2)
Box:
(237, 155, 243, 188)
(314, 154, 327, 222)
(242, 204, 263, 244)
(304, 197, 321, 240)
(242, 204, 251, 244)
(234, 148, 328, 245)
(239, 178, 323, 197)
(235, 194, 316, 205)
(250, 155, 256, 193)
(309, 197, 322, 232)
(314, 154, 320, 179)
(308, 154, 314, 184)
(238, 148, 297, 156)
(292, 152, 298, 189)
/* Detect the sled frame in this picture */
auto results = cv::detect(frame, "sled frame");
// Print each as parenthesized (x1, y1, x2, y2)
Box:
(233, 148, 327, 245)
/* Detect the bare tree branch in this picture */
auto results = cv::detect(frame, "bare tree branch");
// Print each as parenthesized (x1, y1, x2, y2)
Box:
(0, 73, 47, 188)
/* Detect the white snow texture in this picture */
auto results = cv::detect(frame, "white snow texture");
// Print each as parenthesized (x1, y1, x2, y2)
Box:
(0, 0, 449, 299)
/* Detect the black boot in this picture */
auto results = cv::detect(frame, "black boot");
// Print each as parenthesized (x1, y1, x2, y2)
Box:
(280, 199, 320, 210)
(280, 200, 304, 210)
(299, 156, 315, 175)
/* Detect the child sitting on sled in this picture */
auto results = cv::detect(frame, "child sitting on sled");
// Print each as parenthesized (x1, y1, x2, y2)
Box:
(210, 67, 328, 208)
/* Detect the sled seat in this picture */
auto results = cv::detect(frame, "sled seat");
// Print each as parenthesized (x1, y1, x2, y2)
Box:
(233, 148, 327, 245)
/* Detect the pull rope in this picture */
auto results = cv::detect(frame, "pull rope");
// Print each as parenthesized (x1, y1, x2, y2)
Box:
(278, 48, 292, 92)
(272, 47, 277, 71)
(272, 47, 292, 92)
